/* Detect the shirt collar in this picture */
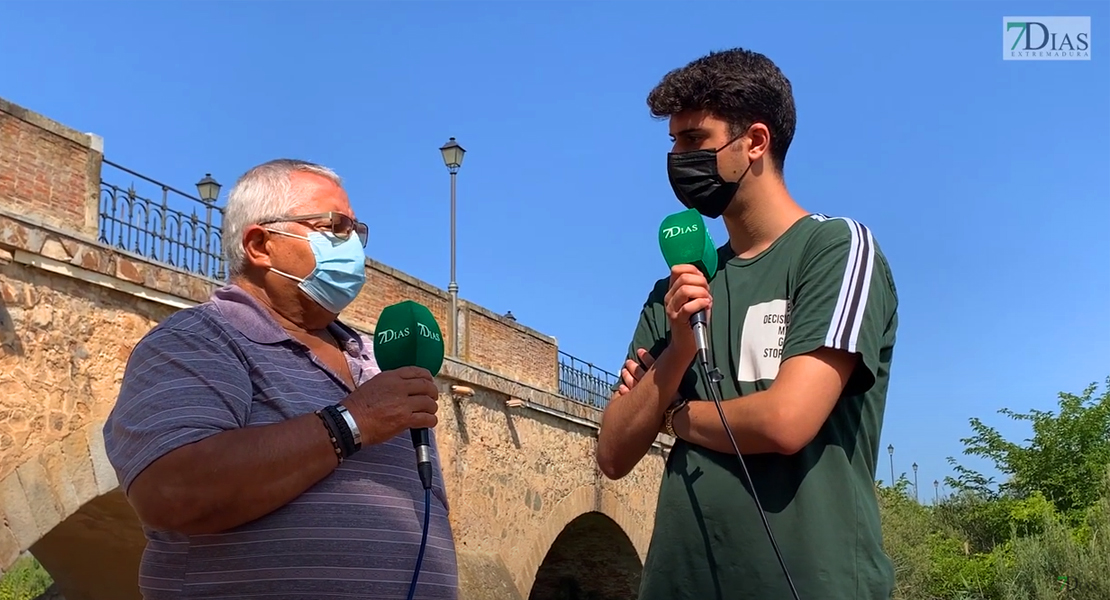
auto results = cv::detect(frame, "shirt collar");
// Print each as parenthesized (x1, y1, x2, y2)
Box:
(210, 284, 369, 358)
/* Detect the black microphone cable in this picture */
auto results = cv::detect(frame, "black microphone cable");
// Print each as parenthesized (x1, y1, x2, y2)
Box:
(695, 350, 801, 600)
(405, 430, 435, 600)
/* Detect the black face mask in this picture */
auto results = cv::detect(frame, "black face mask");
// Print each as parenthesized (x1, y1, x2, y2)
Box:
(666, 133, 752, 219)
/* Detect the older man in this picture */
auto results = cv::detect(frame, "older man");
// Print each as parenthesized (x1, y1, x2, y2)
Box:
(103, 159, 458, 599)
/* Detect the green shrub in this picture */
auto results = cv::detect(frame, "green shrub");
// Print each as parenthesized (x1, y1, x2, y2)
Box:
(992, 468, 1110, 600)
(881, 378, 1110, 600)
(0, 555, 53, 600)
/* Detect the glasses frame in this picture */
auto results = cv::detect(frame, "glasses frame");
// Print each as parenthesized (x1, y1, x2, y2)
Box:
(259, 211, 368, 247)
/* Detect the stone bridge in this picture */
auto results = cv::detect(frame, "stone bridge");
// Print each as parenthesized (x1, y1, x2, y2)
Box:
(0, 97, 670, 600)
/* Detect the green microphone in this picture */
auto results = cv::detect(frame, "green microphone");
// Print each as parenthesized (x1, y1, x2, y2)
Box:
(372, 300, 444, 490)
(658, 208, 718, 367)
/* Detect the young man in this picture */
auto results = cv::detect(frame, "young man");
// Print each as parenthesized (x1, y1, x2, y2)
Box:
(596, 48, 899, 600)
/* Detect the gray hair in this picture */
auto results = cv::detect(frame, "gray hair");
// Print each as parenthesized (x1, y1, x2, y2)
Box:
(222, 158, 343, 278)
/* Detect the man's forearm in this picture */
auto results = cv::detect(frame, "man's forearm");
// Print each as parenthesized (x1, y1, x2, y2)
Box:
(129, 411, 341, 535)
(673, 391, 788, 455)
(597, 345, 691, 479)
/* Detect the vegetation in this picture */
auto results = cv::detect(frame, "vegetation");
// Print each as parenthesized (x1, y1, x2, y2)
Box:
(1, 379, 1107, 600)
(0, 555, 51, 600)
(882, 377, 1110, 600)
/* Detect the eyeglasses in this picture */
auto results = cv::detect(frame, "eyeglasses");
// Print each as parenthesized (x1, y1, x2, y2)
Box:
(259, 212, 369, 247)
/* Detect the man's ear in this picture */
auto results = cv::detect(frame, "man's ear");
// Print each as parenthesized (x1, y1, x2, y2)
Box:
(745, 123, 771, 163)
(241, 225, 275, 270)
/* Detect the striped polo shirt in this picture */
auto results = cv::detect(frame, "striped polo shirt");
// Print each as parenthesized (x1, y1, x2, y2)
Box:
(103, 284, 458, 599)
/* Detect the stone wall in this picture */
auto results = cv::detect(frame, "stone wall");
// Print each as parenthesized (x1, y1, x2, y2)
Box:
(434, 359, 666, 596)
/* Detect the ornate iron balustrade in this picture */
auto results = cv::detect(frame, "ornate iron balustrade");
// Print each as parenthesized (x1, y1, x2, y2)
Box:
(97, 160, 621, 407)
(558, 351, 618, 409)
(98, 159, 226, 280)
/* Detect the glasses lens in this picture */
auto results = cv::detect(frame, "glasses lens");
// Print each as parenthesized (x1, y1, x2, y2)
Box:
(326, 213, 349, 237)
(329, 213, 368, 247)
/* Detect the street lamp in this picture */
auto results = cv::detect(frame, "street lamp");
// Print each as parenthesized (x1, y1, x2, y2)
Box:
(440, 137, 465, 172)
(912, 462, 919, 502)
(439, 137, 466, 357)
(887, 444, 894, 487)
(195, 173, 224, 279)
(196, 173, 221, 203)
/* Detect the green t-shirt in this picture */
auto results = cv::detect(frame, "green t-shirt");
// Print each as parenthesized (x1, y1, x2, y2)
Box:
(627, 214, 899, 600)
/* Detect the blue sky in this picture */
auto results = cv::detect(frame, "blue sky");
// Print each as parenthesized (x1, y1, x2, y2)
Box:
(2, 1, 1107, 499)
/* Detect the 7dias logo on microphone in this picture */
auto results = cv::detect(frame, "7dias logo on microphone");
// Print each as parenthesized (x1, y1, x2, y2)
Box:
(661, 222, 700, 239)
(376, 323, 442, 344)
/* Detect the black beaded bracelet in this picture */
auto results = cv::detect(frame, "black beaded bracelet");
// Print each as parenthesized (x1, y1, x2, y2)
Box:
(321, 405, 359, 459)
(315, 409, 345, 465)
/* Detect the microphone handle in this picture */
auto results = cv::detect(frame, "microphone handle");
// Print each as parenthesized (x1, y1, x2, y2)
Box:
(689, 310, 711, 367)
(410, 428, 434, 490)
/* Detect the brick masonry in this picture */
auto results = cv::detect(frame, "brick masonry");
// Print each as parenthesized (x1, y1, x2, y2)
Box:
(0, 97, 672, 600)
(0, 98, 100, 239)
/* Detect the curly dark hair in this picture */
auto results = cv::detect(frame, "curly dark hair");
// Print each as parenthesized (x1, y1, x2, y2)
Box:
(647, 48, 797, 173)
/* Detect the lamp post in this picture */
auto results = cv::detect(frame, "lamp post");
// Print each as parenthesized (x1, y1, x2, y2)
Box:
(912, 462, 919, 502)
(439, 137, 466, 357)
(934, 479, 939, 504)
(195, 174, 223, 278)
(887, 444, 894, 486)
(195, 173, 221, 203)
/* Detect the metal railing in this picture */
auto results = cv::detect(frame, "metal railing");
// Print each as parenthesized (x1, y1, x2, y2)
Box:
(95, 161, 621, 408)
(558, 351, 618, 409)
(98, 159, 226, 280)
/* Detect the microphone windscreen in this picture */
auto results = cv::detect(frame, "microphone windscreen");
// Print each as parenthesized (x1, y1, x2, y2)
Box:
(658, 208, 718, 280)
(372, 300, 445, 376)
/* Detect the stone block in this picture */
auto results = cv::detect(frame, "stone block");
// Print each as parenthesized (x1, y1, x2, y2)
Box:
(86, 422, 118, 495)
(16, 458, 63, 535)
(114, 257, 143, 285)
(70, 244, 108, 273)
(38, 440, 82, 518)
(41, 237, 70, 262)
(62, 429, 99, 507)
(0, 471, 38, 549)
(0, 520, 19, 571)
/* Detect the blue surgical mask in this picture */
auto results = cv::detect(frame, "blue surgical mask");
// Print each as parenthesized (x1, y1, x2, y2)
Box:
(267, 230, 367, 314)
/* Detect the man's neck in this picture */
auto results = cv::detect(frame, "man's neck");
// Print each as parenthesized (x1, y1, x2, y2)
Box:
(722, 182, 809, 259)
(234, 277, 334, 334)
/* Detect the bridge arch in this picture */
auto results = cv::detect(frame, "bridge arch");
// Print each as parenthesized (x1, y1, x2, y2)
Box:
(0, 420, 145, 600)
(515, 484, 652, 599)
(529, 511, 641, 600)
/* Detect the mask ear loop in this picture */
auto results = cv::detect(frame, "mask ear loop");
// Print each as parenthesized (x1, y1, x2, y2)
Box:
(265, 228, 309, 242)
(714, 129, 749, 154)
(719, 126, 755, 191)
(263, 227, 311, 284)
(712, 130, 755, 186)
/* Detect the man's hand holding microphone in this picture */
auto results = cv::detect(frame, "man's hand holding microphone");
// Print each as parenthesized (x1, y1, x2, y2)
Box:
(597, 209, 718, 480)
(326, 299, 445, 493)
(339, 367, 439, 447)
